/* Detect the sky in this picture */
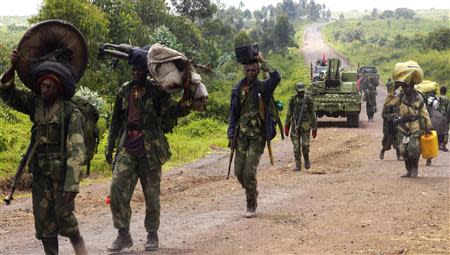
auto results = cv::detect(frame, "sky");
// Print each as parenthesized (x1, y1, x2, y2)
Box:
(0, 0, 448, 16)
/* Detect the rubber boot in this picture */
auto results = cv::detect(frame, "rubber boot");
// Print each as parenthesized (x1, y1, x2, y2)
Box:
(42, 237, 58, 255)
(426, 159, 432, 166)
(410, 158, 419, 178)
(304, 153, 311, 169)
(107, 228, 133, 252)
(69, 230, 88, 255)
(144, 232, 159, 251)
(379, 149, 385, 160)
(400, 159, 412, 178)
(396, 149, 403, 161)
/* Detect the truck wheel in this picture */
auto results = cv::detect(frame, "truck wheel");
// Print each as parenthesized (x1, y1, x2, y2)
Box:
(347, 114, 360, 128)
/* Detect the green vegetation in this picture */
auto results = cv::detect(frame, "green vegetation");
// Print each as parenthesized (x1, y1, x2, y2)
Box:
(1, 0, 320, 183)
(323, 12, 450, 88)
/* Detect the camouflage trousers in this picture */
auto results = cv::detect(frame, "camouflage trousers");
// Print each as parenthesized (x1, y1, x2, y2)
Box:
(398, 132, 421, 160)
(32, 171, 79, 239)
(382, 122, 399, 150)
(110, 148, 162, 233)
(234, 133, 265, 200)
(365, 92, 377, 119)
(290, 130, 310, 168)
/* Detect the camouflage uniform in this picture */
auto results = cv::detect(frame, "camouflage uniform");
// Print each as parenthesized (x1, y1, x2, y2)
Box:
(387, 92, 432, 176)
(106, 79, 189, 235)
(0, 76, 85, 240)
(361, 78, 377, 121)
(228, 65, 281, 215)
(285, 93, 317, 170)
(438, 95, 449, 148)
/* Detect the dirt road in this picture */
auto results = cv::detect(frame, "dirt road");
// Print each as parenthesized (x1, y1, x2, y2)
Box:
(1, 24, 449, 255)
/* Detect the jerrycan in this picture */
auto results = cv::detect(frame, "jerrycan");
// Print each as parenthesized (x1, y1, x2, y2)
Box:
(420, 130, 438, 159)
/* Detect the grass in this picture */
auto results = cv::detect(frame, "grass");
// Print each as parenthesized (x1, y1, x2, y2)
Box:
(322, 17, 450, 87)
(0, 23, 311, 184)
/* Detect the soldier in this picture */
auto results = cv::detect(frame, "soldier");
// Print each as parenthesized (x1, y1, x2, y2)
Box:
(389, 61, 432, 178)
(228, 54, 281, 218)
(385, 78, 393, 92)
(284, 83, 318, 171)
(438, 86, 449, 151)
(361, 77, 378, 121)
(105, 48, 191, 252)
(379, 83, 402, 160)
(0, 49, 87, 255)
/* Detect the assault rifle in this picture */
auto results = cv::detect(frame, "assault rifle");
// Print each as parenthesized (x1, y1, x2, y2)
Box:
(4, 141, 39, 205)
(227, 126, 240, 180)
(258, 93, 274, 165)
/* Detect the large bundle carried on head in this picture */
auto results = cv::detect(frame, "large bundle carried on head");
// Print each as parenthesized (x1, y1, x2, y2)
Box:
(15, 19, 88, 98)
(16, 19, 98, 174)
(392, 60, 423, 85)
(414, 80, 440, 97)
(147, 43, 208, 111)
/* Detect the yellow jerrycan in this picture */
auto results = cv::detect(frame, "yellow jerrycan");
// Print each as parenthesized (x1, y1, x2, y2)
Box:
(420, 130, 438, 159)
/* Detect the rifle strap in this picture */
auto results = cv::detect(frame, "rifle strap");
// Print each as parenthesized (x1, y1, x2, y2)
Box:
(295, 96, 307, 134)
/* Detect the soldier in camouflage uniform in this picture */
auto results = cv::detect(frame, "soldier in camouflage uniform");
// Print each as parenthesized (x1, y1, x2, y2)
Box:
(284, 83, 317, 171)
(361, 77, 378, 121)
(228, 54, 281, 218)
(438, 86, 449, 151)
(388, 61, 432, 178)
(385, 78, 393, 92)
(0, 50, 87, 255)
(105, 49, 190, 252)
(379, 84, 402, 161)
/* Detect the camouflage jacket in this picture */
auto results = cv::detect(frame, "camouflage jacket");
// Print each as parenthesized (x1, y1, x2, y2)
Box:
(106, 79, 189, 166)
(387, 92, 432, 135)
(438, 95, 449, 120)
(0, 75, 86, 192)
(285, 94, 317, 135)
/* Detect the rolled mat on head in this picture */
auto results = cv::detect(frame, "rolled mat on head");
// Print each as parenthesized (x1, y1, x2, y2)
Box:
(392, 60, 423, 85)
(15, 19, 87, 97)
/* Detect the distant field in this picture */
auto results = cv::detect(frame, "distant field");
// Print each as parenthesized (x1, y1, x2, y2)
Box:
(332, 9, 448, 21)
(323, 16, 449, 86)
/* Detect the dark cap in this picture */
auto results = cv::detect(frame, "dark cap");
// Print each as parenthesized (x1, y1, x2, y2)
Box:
(295, 83, 305, 92)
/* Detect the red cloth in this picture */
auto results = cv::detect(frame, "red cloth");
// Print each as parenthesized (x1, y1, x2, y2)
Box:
(37, 74, 64, 95)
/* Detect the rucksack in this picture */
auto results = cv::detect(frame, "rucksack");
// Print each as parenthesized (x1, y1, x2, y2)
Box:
(65, 96, 100, 175)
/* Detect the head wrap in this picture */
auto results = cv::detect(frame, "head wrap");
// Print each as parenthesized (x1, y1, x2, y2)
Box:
(37, 74, 64, 95)
(392, 60, 423, 85)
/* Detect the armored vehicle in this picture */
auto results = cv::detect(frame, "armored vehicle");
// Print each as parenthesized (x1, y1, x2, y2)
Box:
(309, 58, 362, 127)
(357, 65, 379, 86)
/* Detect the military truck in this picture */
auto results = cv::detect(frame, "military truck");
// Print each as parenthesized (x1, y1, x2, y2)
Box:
(309, 58, 362, 127)
(357, 65, 379, 86)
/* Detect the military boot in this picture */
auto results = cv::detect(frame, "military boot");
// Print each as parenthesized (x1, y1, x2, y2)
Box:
(379, 149, 385, 160)
(144, 232, 158, 251)
(42, 237, 58, 255)
(426, 159, 432, 166)
(69, 230, 88, 255)
(107, 228, 133, 252)
(440, 143, 448, 152)
(400, 159, 412, 178)
(293, 164, 301, 171)
(304, 154, 311, 169)
(244, 192, 258, 218)
(410, 158, 420, 178)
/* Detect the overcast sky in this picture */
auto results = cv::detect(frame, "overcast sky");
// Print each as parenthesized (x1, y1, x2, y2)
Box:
(0, 0, 448, 16)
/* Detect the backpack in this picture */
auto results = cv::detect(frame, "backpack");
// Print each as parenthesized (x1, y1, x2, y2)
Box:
(65, 96, 100, 175)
